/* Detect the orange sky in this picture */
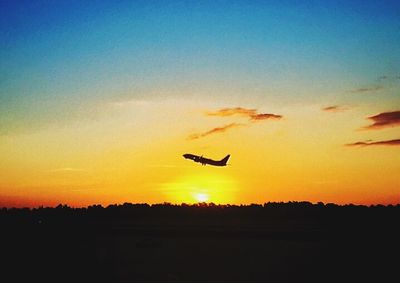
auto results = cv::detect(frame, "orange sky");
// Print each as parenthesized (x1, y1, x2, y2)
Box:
(1, 99, 399, 207)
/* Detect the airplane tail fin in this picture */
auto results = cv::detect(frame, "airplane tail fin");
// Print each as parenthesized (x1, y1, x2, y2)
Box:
(220, 154, 230, 165)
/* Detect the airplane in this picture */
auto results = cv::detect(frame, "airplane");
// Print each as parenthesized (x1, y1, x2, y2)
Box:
(182, 153, 230, 166)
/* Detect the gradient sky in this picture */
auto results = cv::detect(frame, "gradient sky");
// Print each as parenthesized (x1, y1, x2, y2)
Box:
(1, 0, 399, 207)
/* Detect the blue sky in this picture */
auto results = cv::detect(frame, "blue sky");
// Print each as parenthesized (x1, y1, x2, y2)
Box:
(1, 0, 400, 134)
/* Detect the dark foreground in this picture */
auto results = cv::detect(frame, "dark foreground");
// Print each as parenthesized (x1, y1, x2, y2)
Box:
(1, 202, 399, 282)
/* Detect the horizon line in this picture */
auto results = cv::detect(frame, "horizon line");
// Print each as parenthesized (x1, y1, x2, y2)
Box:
(2, 201, 399, 210)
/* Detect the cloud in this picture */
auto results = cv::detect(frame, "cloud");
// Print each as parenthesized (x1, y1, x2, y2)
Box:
(187, 123, 242, 140)
(345, 139, 400, 147)
(376, 75, 400, 81)
(322, 105, 348, 112)
(111, 99, 151, 107)
(206, 107, 282, 122)
(349, 85, 384, 93)
(188, 107, 282, 140)
(206, 107, 256, 117)
(363, 111, 400, 130)
(249, 113, 282, 121)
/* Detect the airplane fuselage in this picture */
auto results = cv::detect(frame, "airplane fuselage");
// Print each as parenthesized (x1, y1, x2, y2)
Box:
(183, 154, 230, 167)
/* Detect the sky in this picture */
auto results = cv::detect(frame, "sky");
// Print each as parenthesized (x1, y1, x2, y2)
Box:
(1, 0, 399, 207)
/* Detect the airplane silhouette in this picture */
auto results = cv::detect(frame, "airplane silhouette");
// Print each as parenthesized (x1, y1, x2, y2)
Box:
(183, 154, 230, 166)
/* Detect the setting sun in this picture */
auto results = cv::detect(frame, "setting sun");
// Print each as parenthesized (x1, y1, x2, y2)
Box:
(161, 172, 238, 204)
(194, 193, 209, 203)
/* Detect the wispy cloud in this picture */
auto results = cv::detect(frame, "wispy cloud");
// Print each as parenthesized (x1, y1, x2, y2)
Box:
(349, 85, 384, 93)
(187, 123, 243, 140)
(322, 105, 348, 112)
(345, 139, 400, 147)
(363, 111, 400, 130)
(249, 113, 282, 121)
(188, 107, 282, 140)
(206, 107, 255, 117)
(376, 74, 400, 81)
(206, 107, 282, 122)
(111, 99, 152, 107)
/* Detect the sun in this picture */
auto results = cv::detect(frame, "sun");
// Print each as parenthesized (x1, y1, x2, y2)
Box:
(161, 172, 237, 204)
(194, 192, 209, 203)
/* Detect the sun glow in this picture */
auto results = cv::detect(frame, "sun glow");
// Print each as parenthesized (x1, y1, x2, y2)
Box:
(194, 192, 209, 203)
(161, 172, 237, 204)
